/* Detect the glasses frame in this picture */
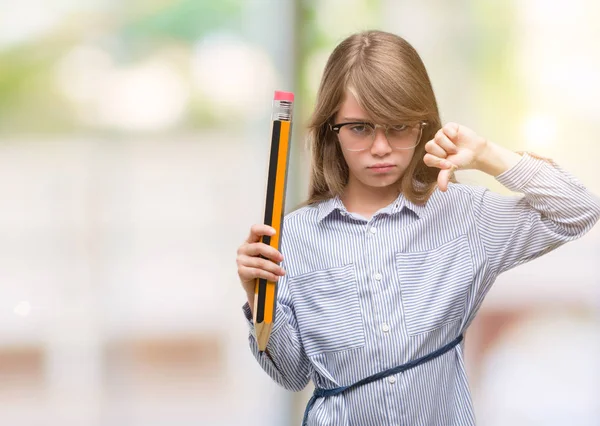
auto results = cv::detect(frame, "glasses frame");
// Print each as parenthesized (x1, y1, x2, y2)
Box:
(329, 120, 428, 152)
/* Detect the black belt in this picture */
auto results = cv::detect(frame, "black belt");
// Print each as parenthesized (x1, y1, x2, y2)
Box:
(302, 334, 464, 425)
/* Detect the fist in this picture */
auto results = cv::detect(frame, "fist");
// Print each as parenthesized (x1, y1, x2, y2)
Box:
(423, 122, 488, 191)
(236, 224, 286, 297)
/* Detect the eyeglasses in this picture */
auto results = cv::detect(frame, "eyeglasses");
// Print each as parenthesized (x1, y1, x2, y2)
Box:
(330, 121, 427, 152)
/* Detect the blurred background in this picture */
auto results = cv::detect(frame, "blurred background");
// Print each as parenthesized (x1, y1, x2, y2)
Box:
(0, 0, 598, 425)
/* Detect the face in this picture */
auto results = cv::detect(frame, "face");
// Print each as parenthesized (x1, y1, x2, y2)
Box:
(334, 90, 416, 192)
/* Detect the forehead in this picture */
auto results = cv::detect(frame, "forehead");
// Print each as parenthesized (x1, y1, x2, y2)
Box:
(336, 90, 371, 121)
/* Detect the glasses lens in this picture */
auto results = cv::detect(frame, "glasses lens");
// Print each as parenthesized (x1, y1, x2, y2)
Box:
(337, 123, 424, 151)
(386, 124, 422, 149)
(338, 124, 375, 151)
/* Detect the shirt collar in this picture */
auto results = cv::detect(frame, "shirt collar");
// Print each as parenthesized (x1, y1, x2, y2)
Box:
(316, 196, 346, 222)
(316, 193, 426, 223)
(387, 193, 426, 218)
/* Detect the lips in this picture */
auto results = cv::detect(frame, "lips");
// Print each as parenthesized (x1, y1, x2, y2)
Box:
(368, 163, 396, 171)
(369, 163, 395, 169)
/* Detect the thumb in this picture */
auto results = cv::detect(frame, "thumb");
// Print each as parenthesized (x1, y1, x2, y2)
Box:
(437, 166, 457, 192)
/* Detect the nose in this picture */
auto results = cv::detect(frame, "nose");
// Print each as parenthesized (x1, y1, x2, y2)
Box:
(370, 127, 392, 156)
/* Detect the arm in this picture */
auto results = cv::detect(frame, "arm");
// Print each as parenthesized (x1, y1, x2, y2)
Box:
(424, 123, 600, 322)
(473, 150, 600, 276)
(236, 225, 311, 392)
(242, 267, 311, 392)
(424, 124, 600, 264)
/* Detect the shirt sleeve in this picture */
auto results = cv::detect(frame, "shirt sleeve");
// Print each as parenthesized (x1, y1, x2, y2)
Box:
(473, 152, 600, 277)
(242, 263, 311, 392)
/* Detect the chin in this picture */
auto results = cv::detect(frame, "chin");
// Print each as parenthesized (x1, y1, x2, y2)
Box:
(364, 175, 402, 188)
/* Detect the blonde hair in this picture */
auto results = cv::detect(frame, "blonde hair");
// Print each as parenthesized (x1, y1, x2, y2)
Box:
(305, 30, 444, 206)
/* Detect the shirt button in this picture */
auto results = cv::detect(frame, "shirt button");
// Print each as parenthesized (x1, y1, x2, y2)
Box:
(373, 273, 382, 281)
(381, 323, 390, 333)
(369, 227, 377, 234)
(388, 376, 397, 384)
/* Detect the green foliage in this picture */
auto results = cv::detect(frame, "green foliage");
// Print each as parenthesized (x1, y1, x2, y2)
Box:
(0, 0, 243, 134)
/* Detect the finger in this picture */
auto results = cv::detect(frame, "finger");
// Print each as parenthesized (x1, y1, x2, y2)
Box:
(438, 163, 458, 192)
(424, 140, 447, 158)
(246, 224, 276, 243)
(238, 254, 286, 277)
(239, 266, 282, 283)
(434, 129, 458, 154)
(442, 122, 460, 141)
(437, 168, 453, 192)
(241, 242, 283, 262)
(423, 153, 455, 170)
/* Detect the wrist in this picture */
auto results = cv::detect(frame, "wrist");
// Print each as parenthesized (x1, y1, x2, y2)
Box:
(474, 140, 522, 177)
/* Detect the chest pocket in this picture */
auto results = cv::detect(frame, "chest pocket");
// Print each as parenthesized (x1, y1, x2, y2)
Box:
(396, 234, 473, 336)
(289, 263, 365, 357)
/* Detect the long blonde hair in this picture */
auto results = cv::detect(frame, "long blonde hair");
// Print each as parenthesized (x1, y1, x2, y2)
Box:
(305, 30, 443, 206)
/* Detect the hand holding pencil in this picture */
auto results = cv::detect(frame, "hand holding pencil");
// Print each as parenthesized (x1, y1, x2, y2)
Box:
(237, 224, 286, 314)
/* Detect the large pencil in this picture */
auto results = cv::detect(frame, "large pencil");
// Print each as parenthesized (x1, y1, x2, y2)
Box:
(254, 90, 294, 352)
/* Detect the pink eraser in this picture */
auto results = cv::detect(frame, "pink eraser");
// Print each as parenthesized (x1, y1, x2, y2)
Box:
(274, 90, 294, 102)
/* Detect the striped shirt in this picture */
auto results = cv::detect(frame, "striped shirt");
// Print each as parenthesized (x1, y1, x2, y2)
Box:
(242, 153, 600, 425)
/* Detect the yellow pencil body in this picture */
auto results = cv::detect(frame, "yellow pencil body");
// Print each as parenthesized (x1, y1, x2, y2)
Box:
(254, 91, 294, 351)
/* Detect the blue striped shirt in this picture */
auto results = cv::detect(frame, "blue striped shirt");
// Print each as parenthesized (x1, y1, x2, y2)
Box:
(243, 153, 600, 425)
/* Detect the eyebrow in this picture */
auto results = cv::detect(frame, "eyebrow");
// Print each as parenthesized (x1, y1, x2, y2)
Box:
(341, 117, 370, 122)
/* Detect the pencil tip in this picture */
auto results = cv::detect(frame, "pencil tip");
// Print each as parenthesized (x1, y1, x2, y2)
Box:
(255, 322, 273, 352)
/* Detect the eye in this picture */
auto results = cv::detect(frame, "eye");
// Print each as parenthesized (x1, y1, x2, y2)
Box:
(348, 124, 371, 135)
(389, 124, 408, 132)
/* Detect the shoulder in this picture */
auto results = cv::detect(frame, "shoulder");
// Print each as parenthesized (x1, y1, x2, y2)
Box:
(423, 182, 491, 218)
(279, 201, 328, 256)
(282, 202, 323, 229)
(447, 181, 487, 199)
(429, 182, 486, 206)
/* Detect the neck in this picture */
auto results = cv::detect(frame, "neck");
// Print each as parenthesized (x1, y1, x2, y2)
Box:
(341, 178, 400, 220)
